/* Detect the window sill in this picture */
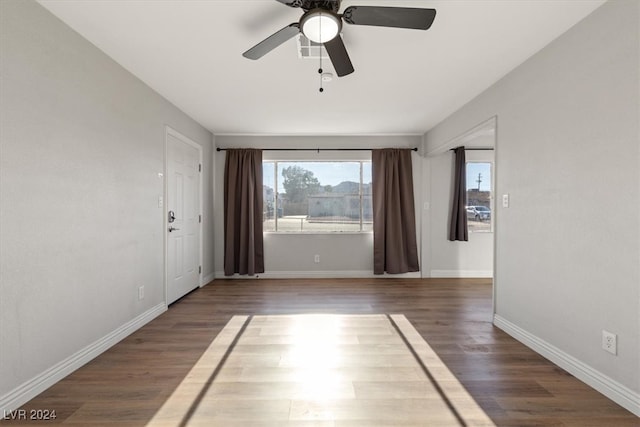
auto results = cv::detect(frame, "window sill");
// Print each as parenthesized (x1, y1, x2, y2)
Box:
(263, 231, 373, 236)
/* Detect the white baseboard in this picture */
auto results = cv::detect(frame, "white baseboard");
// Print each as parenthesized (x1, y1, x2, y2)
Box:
(494, 314, 640, 417)
(201, 272, 215, 286)
(430, 269, 492, 278)
(0, 303, 167, 414)
(214, 270, 422, 279)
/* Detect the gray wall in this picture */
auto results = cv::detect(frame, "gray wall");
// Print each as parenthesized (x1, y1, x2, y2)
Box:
(0, 0, 213, 403)
(214, 135, 422, 277)
(425, 0, 639, 400)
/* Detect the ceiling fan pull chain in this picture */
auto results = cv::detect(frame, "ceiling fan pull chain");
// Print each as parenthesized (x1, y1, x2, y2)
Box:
(318, 49, 324, 93)
(318, 12, 324, 93)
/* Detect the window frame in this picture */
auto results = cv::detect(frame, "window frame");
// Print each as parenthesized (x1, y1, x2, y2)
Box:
(262, 160, 373, 234)
(465, 160, 494, 233)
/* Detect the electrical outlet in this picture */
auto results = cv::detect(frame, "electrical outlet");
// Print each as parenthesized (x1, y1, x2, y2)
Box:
(502, 194, 510, 208)
(602, 330, 617, 355)
(314, 254, 320, 263)
(138, 286, 144, 301)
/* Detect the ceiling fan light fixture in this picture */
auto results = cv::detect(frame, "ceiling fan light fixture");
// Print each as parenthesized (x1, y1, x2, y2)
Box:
(300, 9, 341, 43)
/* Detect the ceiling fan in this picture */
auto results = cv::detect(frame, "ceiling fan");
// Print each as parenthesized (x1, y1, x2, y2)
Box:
(243, 0, 437, 77)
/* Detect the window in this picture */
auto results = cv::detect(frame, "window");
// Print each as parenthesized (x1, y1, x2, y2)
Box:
(263, 161, 372, 232)
(466, 162, 492, 232)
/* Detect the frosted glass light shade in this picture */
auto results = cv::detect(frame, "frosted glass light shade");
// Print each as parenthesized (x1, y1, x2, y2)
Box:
(301, 10, 341, 43)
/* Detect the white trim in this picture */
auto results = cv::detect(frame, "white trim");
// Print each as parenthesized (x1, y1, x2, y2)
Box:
(202, 272, 215, 286)
(494, 314, 640, 417)
(215, 270, 422, 279)
(430, 270, 493, 278)
(425, 116, 497, 157)
(164, 126, 204, 304)
(0, 303, 166, 414)
(491, 115, 500, 317)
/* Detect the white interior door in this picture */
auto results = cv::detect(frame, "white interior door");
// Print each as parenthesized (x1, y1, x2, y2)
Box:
(167, 130, 201, 304)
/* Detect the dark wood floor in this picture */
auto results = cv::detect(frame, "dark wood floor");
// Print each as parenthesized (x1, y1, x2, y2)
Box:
(3, 278, 637, 426)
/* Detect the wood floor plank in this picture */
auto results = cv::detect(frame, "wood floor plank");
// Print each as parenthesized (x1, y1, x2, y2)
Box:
(2, 278, 637, 426)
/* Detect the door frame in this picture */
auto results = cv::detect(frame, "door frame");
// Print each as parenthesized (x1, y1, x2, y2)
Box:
(164, 125, 203, 306)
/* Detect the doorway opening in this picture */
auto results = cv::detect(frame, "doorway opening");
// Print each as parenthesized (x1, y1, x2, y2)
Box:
(424, 116, 497, 315)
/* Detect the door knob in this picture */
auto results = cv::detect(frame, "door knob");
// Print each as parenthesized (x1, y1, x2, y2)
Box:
(168, 226, 180, 232)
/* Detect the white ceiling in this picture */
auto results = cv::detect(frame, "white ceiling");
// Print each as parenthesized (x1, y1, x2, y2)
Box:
(38, 0, 605, 135)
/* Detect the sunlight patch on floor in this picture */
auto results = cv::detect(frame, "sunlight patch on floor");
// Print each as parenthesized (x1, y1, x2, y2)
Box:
(147, 314, 495, 426)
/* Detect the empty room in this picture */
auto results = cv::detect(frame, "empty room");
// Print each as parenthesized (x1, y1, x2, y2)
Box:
(1, 0, 639, 425)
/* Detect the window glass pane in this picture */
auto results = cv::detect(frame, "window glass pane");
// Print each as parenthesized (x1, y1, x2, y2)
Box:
(466, 162, 492, 232)
(261, 161, 373, 233)
(262, 162, 276, 232)
(275, 161, 366, 232)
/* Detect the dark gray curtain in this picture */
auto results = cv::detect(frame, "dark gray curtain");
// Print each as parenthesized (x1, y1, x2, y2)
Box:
(372, 149, 419, 274)
(223, 149, 264, 276)
(449, 146, 468, 241)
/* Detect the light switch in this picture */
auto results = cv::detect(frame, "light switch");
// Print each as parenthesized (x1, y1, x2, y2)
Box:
(502, 194, 509, 208)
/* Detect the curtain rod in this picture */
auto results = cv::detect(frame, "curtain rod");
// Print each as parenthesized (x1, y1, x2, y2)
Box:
(216, 147, 418, 152)
(450, 147, 494, 151)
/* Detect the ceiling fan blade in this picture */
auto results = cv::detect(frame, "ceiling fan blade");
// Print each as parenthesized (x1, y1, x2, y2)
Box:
(275, 0, 303, 7)
(324, 35, 354, 77)
(343, 6, 436, 30)
(243, 23, 300, 60)
(276, 0, 340, 9)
